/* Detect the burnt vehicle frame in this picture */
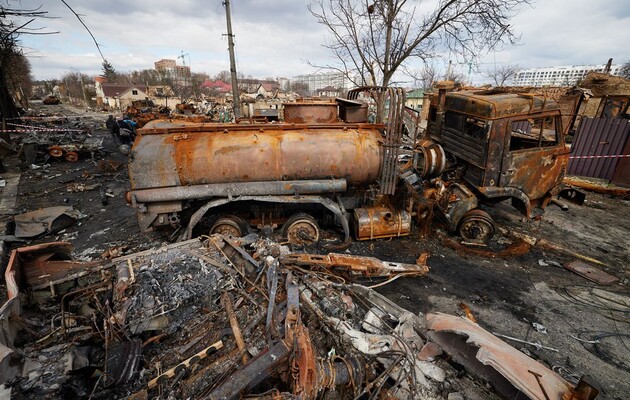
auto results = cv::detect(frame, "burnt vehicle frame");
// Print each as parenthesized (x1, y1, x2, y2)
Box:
(126, 85, 582, 244)
(127, 87, 410, 246)
(410, 83, 584, 240)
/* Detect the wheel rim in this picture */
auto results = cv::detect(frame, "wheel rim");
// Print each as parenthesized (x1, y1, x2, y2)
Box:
(49, 146, 63, 157)
(210, 216, 246, 238)
(285, 216, 319, 246)
(458, 209, 495, 242)
(64, 151, 79, 162)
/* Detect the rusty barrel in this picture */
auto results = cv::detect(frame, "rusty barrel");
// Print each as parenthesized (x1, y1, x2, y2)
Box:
(129, 120, 383, 190)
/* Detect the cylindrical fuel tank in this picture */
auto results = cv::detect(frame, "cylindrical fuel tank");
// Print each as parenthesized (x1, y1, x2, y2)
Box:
(129, 120, 383, 190)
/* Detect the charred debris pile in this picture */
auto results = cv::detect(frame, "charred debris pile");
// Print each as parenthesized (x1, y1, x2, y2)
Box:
(5, 114, 105, 165)
(0, 234, 594, 399)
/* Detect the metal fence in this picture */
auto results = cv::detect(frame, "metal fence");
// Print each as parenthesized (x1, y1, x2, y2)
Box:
(567, 117, 630, 182)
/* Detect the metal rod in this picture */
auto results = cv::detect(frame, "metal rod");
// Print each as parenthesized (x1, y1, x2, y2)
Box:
(492, 332, 559, 352)
(131, 179, 347, 203)
(221, 291, 249, 364)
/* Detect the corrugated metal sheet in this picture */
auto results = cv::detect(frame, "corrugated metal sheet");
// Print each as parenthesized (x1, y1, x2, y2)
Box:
(567, 117, 630, 181)
(612, 138, 630, 187)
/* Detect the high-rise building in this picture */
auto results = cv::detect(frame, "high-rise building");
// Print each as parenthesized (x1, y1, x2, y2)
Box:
(291, 72, 353, 93)
(154, 59, 191, 86)
(512, 64, 622, 87)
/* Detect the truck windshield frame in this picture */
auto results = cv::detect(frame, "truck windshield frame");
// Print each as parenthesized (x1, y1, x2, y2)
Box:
(508, 116, 559, 152)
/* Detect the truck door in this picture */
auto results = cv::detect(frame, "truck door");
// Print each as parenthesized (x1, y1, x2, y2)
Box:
(500, 115, 569, 201)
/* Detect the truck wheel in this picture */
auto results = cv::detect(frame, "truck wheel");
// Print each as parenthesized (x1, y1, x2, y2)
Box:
(64, 151, 79, 162)
(209, 215, 249, 238)
(457, 209, 496, 242)
(283, 213, 320, 246)
(49, 146, 64, 157)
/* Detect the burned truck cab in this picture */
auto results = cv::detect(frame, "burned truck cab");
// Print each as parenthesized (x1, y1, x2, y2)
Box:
(417, 85, 582, 238)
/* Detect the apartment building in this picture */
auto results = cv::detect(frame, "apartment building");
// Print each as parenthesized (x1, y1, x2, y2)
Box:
(512, 64, 622, 87)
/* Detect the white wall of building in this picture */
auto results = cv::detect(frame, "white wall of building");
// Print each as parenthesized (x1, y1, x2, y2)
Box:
(291, 73, 353, 92)
(512, 64, 622, 87)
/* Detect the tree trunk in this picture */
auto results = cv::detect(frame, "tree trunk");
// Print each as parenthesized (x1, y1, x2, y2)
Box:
(0, 60, 19, 150)
(0, 60, 19, 122)
(375, 92, 386, 123)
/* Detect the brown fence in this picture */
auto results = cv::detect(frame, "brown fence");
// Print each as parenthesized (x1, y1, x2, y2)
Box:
(567, 117, 630, 182)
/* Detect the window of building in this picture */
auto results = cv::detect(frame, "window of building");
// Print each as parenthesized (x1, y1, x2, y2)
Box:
(132, 90, 138, 95)
(509, 117, 558, 151)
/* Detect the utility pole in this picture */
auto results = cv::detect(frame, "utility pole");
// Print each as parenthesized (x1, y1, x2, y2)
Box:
(223, 0, 240, 119)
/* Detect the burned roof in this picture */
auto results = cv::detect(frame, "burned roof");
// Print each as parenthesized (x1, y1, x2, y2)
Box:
(444, 91, 560, 120)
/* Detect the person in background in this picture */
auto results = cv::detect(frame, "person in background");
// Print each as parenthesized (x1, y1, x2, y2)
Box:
(122, 115, 138, 142)
(105, 115, 119, 143)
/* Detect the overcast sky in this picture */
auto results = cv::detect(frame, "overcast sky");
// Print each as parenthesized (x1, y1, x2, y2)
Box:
(14, 0, 630, 85)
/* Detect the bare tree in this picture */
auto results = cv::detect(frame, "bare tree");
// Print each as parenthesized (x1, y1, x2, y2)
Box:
(190, 72, 210, 101)
(444, 69, 467, 87)
(411, 64, 437, 90)
(4, 52, 32, 109)
(289, 81, 310, 97)
(484, 63, 521, 87)
(129, 69, 163, 86)
(215, 70, 231, 83)
(309, 0, 529, 120)
(0, 4, 54, 119)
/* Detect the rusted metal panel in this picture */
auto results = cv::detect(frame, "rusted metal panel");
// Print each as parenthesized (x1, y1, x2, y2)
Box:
(280, 252, 428, 278)
(501, 146, 570, 201)
(445, 92, 561, 120)
(283, 102, 337, 124)
(0, 253, 21, 348)
(337, 98, 368, 123)
(563, 260, 619, 285)
(426, 313, 573, 400)
(611, 136, 630, 187)
(567, 117, 630, 180)
(130, 121, 383, 190)
(497, 114, 570, 203)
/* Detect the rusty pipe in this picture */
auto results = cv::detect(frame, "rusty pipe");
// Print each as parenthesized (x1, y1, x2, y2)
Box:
(550, 198, 569, 211)
(221, 291, 250, 365)
(129, 179, 347, 203)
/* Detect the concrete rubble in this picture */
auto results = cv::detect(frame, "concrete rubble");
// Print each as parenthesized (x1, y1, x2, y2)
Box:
(0, 234, 597, 399)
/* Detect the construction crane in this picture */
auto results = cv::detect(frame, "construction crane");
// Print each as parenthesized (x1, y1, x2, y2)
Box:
(178, 51, 190, 88)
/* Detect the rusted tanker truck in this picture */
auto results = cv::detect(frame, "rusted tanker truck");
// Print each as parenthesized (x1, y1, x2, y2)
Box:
(126, 86, 581, 245)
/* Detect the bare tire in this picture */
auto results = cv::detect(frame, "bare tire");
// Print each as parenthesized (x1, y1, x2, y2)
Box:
(283, 213, 320, 246)
(209, 215, 248, 238)
(457, 209, 496, 242)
